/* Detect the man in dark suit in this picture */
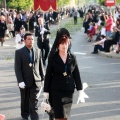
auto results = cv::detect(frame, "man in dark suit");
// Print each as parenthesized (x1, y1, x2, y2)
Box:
(15, 33, 45, 120)
(35, 17, 50, 66)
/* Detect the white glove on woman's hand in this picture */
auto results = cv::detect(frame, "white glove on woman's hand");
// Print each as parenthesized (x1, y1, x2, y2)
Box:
(77, 82, 89, 104)
(43, 92, 49, 99)
(18, 82, 26, 89)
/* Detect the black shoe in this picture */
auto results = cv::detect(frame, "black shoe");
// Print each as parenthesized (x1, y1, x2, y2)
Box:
(88, 40, 91, 42)
(116, 50, 119, 54)
(91, 52, 98, 54)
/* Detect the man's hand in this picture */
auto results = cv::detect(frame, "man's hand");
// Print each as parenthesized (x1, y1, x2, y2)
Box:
(18, 82, 26, 89)
(40, 31, 44, 35)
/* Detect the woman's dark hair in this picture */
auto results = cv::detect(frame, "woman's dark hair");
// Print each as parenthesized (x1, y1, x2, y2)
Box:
(100, 15, 105, 21)
(116, 18, 120, 27)
(57, 35, 70, 47)
(100, 21, 105, 26)
(48, 28, 71, 61)
(101, 35, 106, 38)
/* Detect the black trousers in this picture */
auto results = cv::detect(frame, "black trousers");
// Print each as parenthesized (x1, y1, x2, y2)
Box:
(104, 40, 116, 52)
(93, 44, 104, 53)
(19, 83, 39, 120)
(37, 38, 50, 65)
(74, 16, 77, 24)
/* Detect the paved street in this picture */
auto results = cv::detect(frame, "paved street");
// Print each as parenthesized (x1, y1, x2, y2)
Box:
(0, 18, 120, 120)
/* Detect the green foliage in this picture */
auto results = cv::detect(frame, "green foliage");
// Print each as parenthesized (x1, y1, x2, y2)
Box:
(99, 0, 105, 5)
(7, 0, 33, 10)
(57, 0, 71, 8)
(116, 0, 120, 3)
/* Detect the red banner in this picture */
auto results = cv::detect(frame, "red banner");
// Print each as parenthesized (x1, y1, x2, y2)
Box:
(34, 0, 40, 11)
(34, 0, 56, 11)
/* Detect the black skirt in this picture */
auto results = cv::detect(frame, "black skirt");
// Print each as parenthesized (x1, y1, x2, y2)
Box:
(50, 90, 73, 118)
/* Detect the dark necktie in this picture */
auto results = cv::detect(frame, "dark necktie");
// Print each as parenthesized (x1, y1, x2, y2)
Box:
(30, 50, 33, 63)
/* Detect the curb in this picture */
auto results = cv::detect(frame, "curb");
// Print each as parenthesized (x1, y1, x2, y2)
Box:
(99, 51, 120, 59)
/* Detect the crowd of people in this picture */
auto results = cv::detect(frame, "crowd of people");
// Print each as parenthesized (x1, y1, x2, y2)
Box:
(0, 6, 88, 120)
(1, 4, 120, 120)
(83, 4, 120, 54)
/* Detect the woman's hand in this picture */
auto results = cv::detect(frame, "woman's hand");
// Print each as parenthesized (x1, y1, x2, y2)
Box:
(77, 83, 89, 104)
(43, 92, 49, 99)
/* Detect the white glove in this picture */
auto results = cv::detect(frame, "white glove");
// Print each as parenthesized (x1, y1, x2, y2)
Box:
(43, 92, 49, 99)
(40, 30, 44, 35)
(18, 82, 26, 89)
(77, 82, 89, 104)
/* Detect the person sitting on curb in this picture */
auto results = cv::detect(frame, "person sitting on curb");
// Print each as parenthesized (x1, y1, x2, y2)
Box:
(104, 26, 117, 52)
(91, 35, 106, 54)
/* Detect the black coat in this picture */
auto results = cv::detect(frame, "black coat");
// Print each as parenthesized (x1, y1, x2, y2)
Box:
(29, 16, 35, 31)
(44, 52, 83, 93)
(0, 21, 7, 38)
(14, 18, 22, 32)
(15, 46, 45, 88)
(35, 24, 50, 48)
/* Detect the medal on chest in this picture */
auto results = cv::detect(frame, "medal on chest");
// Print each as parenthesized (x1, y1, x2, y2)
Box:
(29, 63, 32, 67)
(63, 72, 67, 76)
(63, 65, 67, 76)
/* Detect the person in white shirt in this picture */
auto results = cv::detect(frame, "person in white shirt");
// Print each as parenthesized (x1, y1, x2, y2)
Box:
(91, 35, 106, 54)
(100, 22, 106, 36)
(15, 26, 25, 49)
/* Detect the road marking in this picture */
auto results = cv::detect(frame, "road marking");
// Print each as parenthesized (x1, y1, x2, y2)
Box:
(110, 63, 120, 65)
(79, 66, 93, 69)
(71, 108, 120, 117)
(77, 56, 96, 59)
(3, 44, 10, 47)
(74, 52, 86, 55)
(2, 44, 16, 47)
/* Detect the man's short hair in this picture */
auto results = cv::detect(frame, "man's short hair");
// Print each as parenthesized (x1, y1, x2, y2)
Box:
(24, 32, 33, 40)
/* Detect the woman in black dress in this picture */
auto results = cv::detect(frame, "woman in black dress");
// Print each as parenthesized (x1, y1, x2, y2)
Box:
(43, 28, 83, 120)
(0, 15, 7, 46)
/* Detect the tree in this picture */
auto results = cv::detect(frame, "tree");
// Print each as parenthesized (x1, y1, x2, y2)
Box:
(7, 0, 33, 10)
(57, 0, 71, 8)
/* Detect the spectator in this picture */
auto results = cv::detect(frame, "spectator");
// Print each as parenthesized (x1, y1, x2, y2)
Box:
(87, 22, 96, 42)
(15, 26, 25, 49)
(115, 18, 120, 53)
(104, 26, 117, 52)
(91, 35, 106, 54)
(105, 12, 113, 37)
(0, 15, 7, 46)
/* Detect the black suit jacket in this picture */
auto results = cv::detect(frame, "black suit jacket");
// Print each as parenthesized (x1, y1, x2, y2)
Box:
(44, 52, 83, 93)
(35, 24, 50, 49)
(15, 46, 45, 88)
